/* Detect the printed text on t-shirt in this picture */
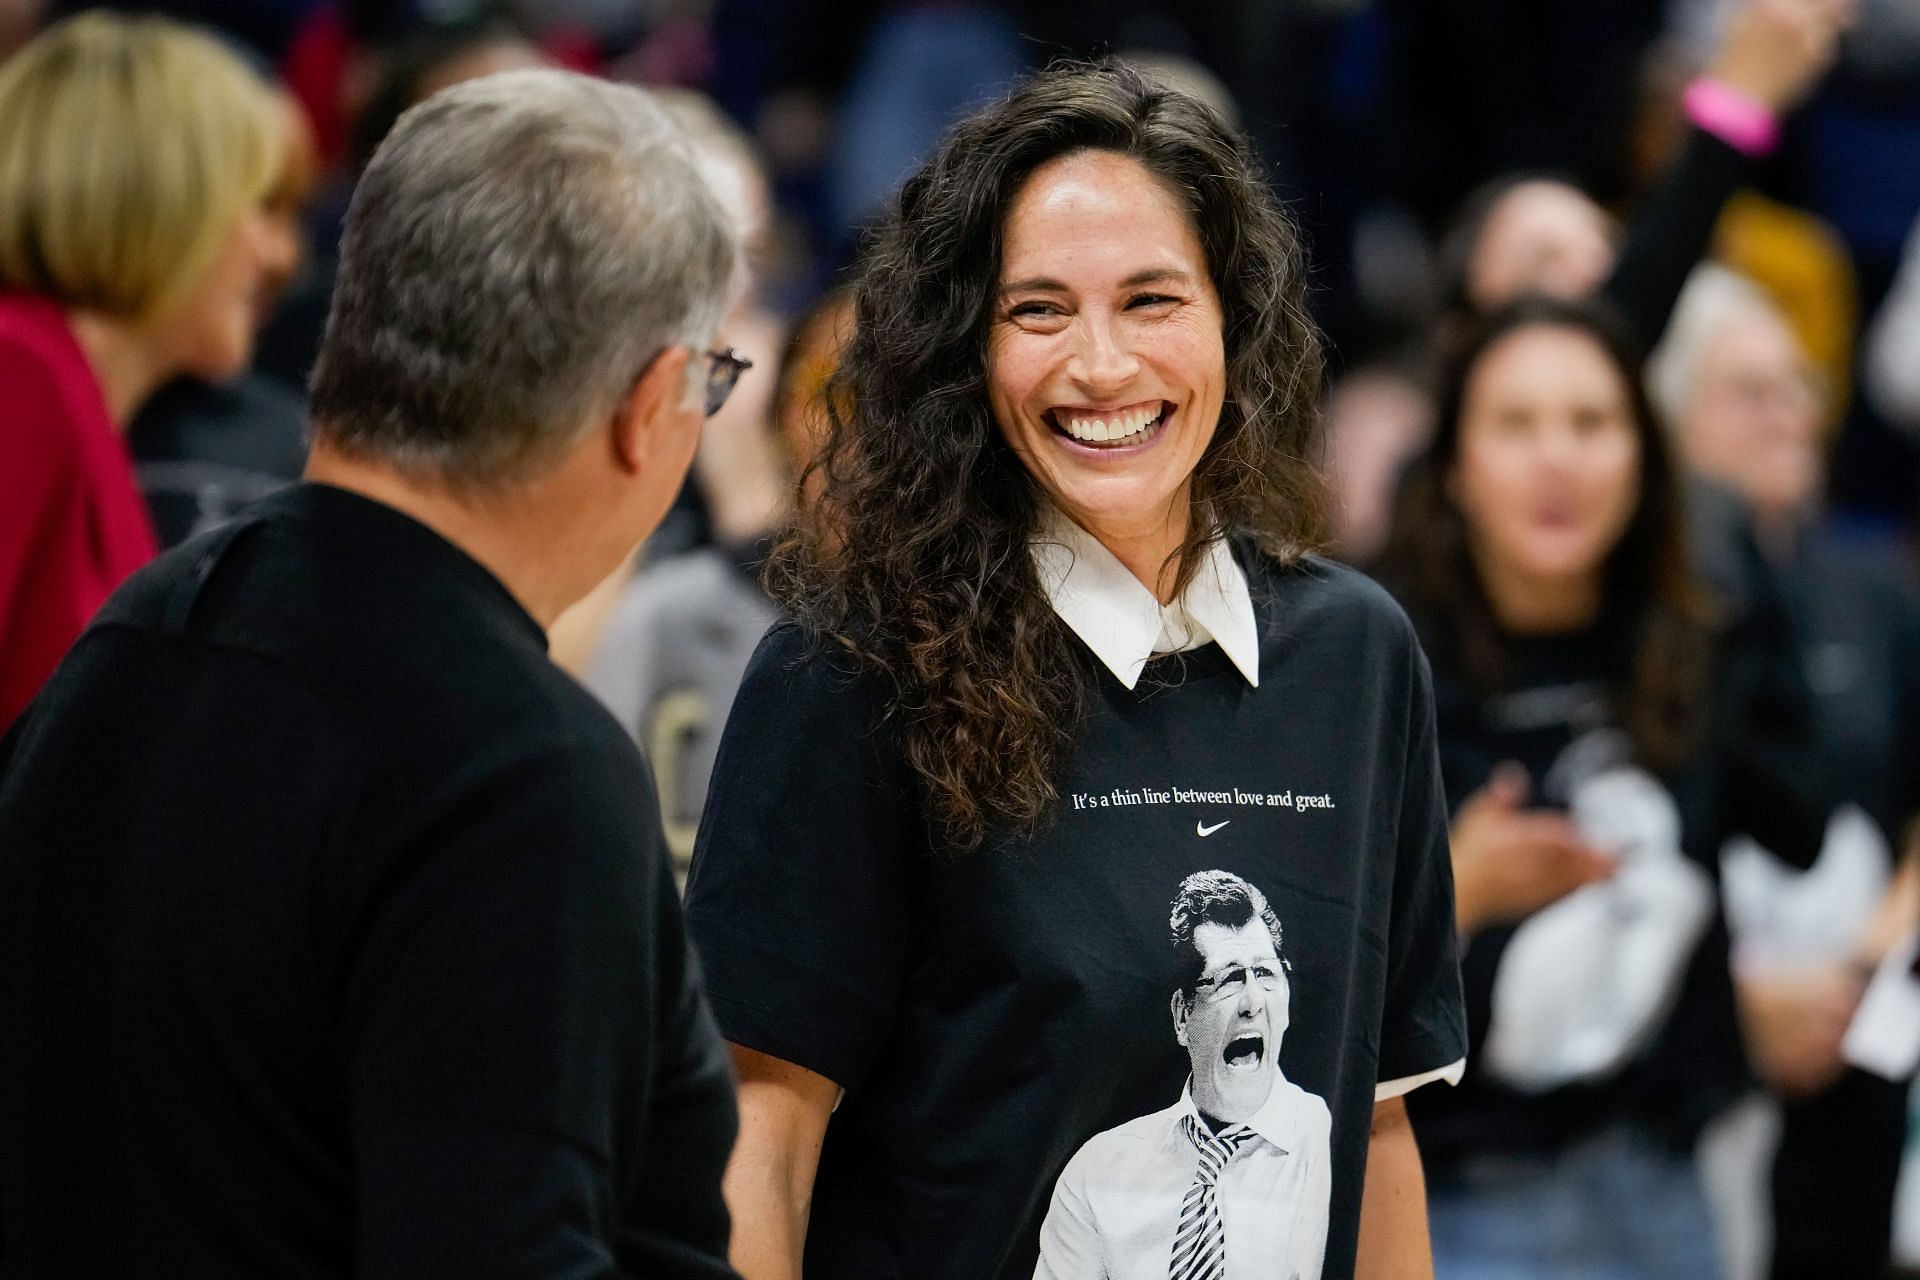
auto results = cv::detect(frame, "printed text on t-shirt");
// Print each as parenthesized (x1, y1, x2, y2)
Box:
(1068, 786, 1337, 811)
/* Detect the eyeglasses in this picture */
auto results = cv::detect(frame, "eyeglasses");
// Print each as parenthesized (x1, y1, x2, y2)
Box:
(1192, 961, 1286, 1004)
(704, 347, 753, 418)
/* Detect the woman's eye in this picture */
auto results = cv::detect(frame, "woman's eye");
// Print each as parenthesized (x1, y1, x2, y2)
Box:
(1127, 293, 1177, 310)
(1008, 301, 1060, 319)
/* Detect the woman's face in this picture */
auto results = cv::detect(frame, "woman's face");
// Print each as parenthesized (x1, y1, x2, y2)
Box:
(156, 200, 299, 384)
(987, 149, 1226, 541)
(1451, 324, 1642, 592)
(1679, 310, 1822, 523)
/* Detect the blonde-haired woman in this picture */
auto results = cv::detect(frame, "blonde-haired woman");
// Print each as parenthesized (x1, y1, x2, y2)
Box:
(0, 11, 292, 727)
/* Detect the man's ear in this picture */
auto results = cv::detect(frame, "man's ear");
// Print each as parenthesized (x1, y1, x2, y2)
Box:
(611, 345, 696, 475)
(1171, 991, 1190, 1048)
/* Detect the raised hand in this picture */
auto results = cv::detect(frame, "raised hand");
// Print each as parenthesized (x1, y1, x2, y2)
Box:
(1709, 0, 1858, 112)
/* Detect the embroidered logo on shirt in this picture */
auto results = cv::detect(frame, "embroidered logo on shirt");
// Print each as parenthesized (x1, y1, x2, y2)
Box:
(1197, 819, 1231, 837)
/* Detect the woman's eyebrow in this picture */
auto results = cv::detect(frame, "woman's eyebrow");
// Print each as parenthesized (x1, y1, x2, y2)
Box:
(998, 267, 1195, 297)
(999, 276, 1069, 297)
(1118, 267, 1194, 289)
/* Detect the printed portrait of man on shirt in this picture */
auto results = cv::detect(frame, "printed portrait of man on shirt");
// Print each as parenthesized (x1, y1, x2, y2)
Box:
(1036, 869, 1332, 1280)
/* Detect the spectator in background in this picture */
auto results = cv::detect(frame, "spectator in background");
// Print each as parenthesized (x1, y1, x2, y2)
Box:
(1651, 264, 1920, 1278)
(1433, 0, 1853, 351)
(548, 87, 787, 672)
(1377, 294, 1830, 1280)
(0, 0, 41, 62)
(130, 81, 320, 547)
(1320, 356, 1434, 564)
(0, 11, 288, 729)
(583, 288, 852, 878)
(255, 15, 549, 391)
(1865, 213, 1920, 438)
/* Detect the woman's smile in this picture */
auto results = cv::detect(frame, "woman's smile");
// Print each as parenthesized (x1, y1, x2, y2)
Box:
(1047, 399, 1172, 451)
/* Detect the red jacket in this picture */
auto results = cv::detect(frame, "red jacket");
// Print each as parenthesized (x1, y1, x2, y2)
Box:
(0, 295, 159, 729)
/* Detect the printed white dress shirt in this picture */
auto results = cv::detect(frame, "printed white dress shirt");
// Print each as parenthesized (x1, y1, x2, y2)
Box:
(1035, 1079, 1332, 1280)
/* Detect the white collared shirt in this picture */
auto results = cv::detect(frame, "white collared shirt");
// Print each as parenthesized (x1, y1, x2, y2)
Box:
(1030, 507, 1261, 691)
(1035, 1077, 1333, 1280)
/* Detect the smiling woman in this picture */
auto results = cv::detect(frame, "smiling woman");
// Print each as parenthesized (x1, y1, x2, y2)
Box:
(685, 60, 1467, 1280)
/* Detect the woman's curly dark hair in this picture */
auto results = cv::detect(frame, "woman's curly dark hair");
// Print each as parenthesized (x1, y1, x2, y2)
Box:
(767, 60, 1326, 851)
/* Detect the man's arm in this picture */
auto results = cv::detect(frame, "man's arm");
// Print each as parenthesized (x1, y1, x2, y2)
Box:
(724, 1045, 838, 1280)
(1353, 1097, 1433, 1280)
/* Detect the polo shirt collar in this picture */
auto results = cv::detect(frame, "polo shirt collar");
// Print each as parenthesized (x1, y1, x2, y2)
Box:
(1031, 506, 1260, 691)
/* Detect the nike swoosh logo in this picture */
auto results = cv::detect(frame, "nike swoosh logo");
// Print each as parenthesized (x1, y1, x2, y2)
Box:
(1196, 819, 1230, 837)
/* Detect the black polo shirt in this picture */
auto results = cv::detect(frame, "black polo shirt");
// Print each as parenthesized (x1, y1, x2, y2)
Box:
(0, 483, 738, 1278)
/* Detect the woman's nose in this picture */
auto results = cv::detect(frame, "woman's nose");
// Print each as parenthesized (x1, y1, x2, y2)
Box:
(1068, 314, 1140, 391)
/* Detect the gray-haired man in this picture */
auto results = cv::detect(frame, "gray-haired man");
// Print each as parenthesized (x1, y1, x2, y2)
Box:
(0, 71, 746, 1276)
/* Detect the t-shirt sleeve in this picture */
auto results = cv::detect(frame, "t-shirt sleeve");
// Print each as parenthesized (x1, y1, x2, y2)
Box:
(1375, 638, 1469, 1090)
(341, 735, 731, 1278)
(684, 623, 918, 1094)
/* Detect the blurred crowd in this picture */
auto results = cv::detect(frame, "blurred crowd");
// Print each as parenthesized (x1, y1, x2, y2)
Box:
(2, 0, 1918, 1276)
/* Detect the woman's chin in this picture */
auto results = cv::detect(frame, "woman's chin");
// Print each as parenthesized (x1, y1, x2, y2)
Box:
(1045, 475, 1191, 534)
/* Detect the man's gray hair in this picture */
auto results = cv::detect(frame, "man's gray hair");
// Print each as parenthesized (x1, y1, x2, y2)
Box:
(310, 69, 740, 484)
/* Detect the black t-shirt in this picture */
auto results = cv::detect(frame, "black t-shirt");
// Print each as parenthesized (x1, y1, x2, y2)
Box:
(1402, 612, 1829, 1176)
(685, 551, 1466, 1280)
(0, 484, 738, 1279)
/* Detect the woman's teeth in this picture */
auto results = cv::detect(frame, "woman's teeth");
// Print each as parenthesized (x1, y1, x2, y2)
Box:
(1057, 405, 1162, 445)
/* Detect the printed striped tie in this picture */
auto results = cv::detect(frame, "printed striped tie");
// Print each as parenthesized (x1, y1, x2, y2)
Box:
(1169, 1114, 1257, 1280)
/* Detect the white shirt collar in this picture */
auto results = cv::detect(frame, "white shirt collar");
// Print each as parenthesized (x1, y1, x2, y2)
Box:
(1173, 1076, 1304, 1155)
(1030, 506, 1260, 691)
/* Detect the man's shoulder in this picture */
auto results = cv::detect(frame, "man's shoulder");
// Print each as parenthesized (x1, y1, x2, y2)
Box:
(1274, 1077, 1333, 1140)
(95, 502, 644, 789)
(1061, 1098, 1185, 1174)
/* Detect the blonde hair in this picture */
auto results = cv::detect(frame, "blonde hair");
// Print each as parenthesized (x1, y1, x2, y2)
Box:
(0, 12, 280, 320)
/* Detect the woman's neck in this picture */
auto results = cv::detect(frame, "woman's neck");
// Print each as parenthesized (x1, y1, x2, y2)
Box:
(1083, 500, 1190, 604)
(66, 309, 173, 428)
(1473, 553, 1603, 635)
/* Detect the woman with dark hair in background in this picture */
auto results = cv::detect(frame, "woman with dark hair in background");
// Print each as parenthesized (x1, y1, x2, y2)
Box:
(1376, 293, 1828, 1278)
(685, 60, 1466, 1280)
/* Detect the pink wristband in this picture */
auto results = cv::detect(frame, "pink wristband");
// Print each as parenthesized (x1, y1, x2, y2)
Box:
(1684, 77, 1781, 158)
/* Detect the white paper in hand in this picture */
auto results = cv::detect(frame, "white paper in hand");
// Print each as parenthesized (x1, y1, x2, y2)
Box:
(1485, 766, 1713, 1092)
(1843, 928, 1920, 1082)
